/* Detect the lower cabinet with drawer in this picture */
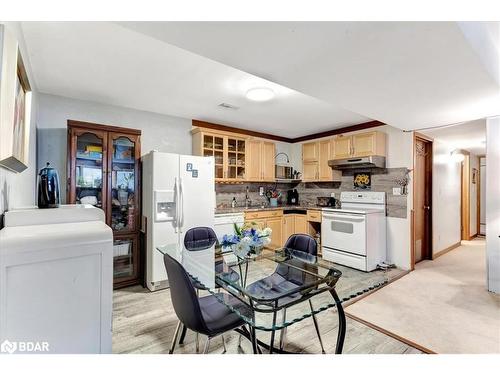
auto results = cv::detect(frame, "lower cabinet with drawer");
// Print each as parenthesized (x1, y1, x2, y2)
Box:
(244, 210, 283, 249)
(282, 213, 308, 245)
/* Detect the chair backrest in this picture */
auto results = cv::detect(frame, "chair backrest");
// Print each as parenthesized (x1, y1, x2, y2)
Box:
(278, 234, 318, 284)
(183, 226, 218, 251)
(284, 233, 318, 256)
(163, 253, 209, 335)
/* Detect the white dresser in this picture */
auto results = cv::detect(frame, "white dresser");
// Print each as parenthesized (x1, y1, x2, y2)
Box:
(0, 205, 113, 354)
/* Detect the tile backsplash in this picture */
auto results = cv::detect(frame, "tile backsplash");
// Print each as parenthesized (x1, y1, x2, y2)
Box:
(215, 167, 409, 218)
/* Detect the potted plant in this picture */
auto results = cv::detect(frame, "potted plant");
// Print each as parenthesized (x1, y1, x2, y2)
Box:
(220, 222, 272, 258)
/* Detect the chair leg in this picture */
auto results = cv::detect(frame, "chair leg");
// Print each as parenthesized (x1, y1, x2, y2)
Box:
(203, 337, 211, 354)
(169, 321, 182, 354)
(221, 334, 227, 354)
(279, 308, 287, 350)
(309, 300, 326, 354)
(178, 324, 187, 345)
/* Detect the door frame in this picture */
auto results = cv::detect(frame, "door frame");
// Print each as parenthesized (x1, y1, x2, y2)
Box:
(411, 132, 433, 270)
(460, 150, 471, 240)
(476, 154, 486, 236)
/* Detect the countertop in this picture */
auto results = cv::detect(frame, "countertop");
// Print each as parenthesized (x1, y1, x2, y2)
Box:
(215, 204, 330, 215)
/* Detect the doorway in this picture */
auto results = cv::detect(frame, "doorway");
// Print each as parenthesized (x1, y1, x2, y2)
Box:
(413, 134, 433, 267)
(479, 157, 486, 236)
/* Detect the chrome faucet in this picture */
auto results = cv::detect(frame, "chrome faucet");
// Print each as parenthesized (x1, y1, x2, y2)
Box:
(245, 186, 252, 208)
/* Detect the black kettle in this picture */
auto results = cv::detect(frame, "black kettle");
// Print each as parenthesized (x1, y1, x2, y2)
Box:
(38, 162, 60, 208)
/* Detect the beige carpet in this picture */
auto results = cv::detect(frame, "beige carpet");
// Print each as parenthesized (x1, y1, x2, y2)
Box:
(345, 239, 500, 353)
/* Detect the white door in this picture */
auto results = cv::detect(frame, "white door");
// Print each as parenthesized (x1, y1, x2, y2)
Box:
(322, 212, 367, 255)
(151, 152, 180, 283)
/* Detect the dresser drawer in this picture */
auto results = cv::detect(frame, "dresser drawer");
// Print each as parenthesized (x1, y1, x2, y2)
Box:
(307, 210, 322, 222)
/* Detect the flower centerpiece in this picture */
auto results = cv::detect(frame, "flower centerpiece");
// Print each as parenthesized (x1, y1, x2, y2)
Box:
(220, 222, 272, 258)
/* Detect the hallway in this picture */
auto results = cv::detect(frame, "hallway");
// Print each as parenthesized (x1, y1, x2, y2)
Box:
(345, 239, 500, 353)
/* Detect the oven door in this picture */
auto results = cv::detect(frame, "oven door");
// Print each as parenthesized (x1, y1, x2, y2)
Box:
(322, 212, 367, 255)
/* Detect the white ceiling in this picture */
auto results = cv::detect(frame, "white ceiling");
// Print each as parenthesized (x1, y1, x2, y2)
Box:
(119, 21, 500, 130)
(423, 119, 486, 155)
(20, 21, 499, 137)
(20, 22, 368, 138)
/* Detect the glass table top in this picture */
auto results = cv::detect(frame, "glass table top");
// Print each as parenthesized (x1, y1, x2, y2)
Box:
(157, 243, 394, 331)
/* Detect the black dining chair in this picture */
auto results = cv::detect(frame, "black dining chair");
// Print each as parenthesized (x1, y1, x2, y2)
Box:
(169, 226, 242, 353)
(164, 251, 249, 354)
(245, 233, 326, 353)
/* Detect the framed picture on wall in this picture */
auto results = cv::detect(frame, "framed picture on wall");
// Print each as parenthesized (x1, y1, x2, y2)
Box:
(0, 25, 32, 173)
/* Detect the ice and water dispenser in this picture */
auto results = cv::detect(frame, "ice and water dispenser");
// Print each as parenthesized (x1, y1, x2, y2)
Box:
(154, 190, 176, 222)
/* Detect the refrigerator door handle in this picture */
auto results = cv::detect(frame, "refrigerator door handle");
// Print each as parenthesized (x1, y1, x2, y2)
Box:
(174, 177, 179, 233)
(179, 177, 185, 232)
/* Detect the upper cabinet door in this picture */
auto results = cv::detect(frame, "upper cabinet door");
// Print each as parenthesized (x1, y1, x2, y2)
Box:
(261, 141, 276, 181)
(318, 139, 332, 181)
(226, 136, 246, 180)
(332, 135, 352, 159)
(352, 132, 376, 157)
(352, 131, 386, 157)
(246, 139, 262, 181)
(302, 161, 318, 182)
(302, 141, 319, 162)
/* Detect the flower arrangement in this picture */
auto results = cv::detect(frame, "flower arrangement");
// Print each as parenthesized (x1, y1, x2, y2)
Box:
(221, 222, 272, 258)
(394, 171, 410, 195)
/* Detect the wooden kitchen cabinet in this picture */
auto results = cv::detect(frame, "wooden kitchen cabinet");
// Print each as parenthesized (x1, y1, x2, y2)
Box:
(282, 213, 308, 245)
(192, 129, 247, 182)
(266, 216, 283, 249)
(246, 139, 275, 182)
(302, 141, 319, 162)
(245, 210, 283, 248)
(302, 139, 341, 182)
(332, 131, 386, 159)
(332, 135, 353, 159)
(352, 131, 386, 157)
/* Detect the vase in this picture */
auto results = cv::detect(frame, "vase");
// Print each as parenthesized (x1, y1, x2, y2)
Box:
(118, 189, 128, 206)
(270, 198, 278, 207)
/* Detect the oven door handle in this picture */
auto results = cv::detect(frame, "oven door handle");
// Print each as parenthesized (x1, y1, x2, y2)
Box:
(323, 214, 365, 222)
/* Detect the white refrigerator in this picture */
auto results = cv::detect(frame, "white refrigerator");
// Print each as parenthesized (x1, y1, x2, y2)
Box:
(142, 151, 215, 291)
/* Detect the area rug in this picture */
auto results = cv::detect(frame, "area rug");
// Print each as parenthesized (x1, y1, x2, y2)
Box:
(345, 240, 500, 353)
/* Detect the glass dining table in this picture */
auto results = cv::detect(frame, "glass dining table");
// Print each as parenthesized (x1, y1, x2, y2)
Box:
(157, 243, 391, 354)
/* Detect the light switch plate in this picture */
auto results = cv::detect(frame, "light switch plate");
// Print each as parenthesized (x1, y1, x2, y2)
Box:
(259, 186, 264, 196)
(393, 187, 401, 196)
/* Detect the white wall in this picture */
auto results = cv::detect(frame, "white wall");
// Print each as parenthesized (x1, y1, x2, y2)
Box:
(36, 93, 192, 203)
(486, 116, 500, 293)
(432, 140, 462, 253)
(470, 154, 480, 237)
(0, 22, 38, 218)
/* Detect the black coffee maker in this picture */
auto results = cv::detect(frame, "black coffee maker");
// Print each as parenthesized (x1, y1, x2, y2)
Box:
(286, 189, 299, 205)
(38, 162, 60, 208)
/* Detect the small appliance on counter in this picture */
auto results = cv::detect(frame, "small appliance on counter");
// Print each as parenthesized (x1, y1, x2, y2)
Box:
(37, 162, 61, 208)
(316, 196, 336, 207)
(286, 189, 299, 205)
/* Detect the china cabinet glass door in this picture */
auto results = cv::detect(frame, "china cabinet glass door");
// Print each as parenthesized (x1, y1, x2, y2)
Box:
(71, 130, 107, 210)
(108, 132, 140, 282)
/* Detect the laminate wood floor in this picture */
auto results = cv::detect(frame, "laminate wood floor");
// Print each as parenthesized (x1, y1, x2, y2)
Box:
(113, 261, 423, 354)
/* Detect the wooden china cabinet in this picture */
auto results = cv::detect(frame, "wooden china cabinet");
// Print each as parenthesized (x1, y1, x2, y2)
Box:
(67, 120, 142, 289)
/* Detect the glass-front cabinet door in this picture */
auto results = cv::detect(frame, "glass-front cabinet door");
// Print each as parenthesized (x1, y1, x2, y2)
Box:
(108, 132, 140, 233)
(227, 137, 246, 180)
(68, 128, 108, 210)
(108, 132, 140, 284)
(203, 133, 224, 180)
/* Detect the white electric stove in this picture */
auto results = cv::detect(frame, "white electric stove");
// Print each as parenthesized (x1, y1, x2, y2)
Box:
(321, 191, 387, 271)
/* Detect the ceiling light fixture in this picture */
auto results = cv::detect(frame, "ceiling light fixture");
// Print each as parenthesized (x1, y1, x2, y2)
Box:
(246, 87, 275, 102)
